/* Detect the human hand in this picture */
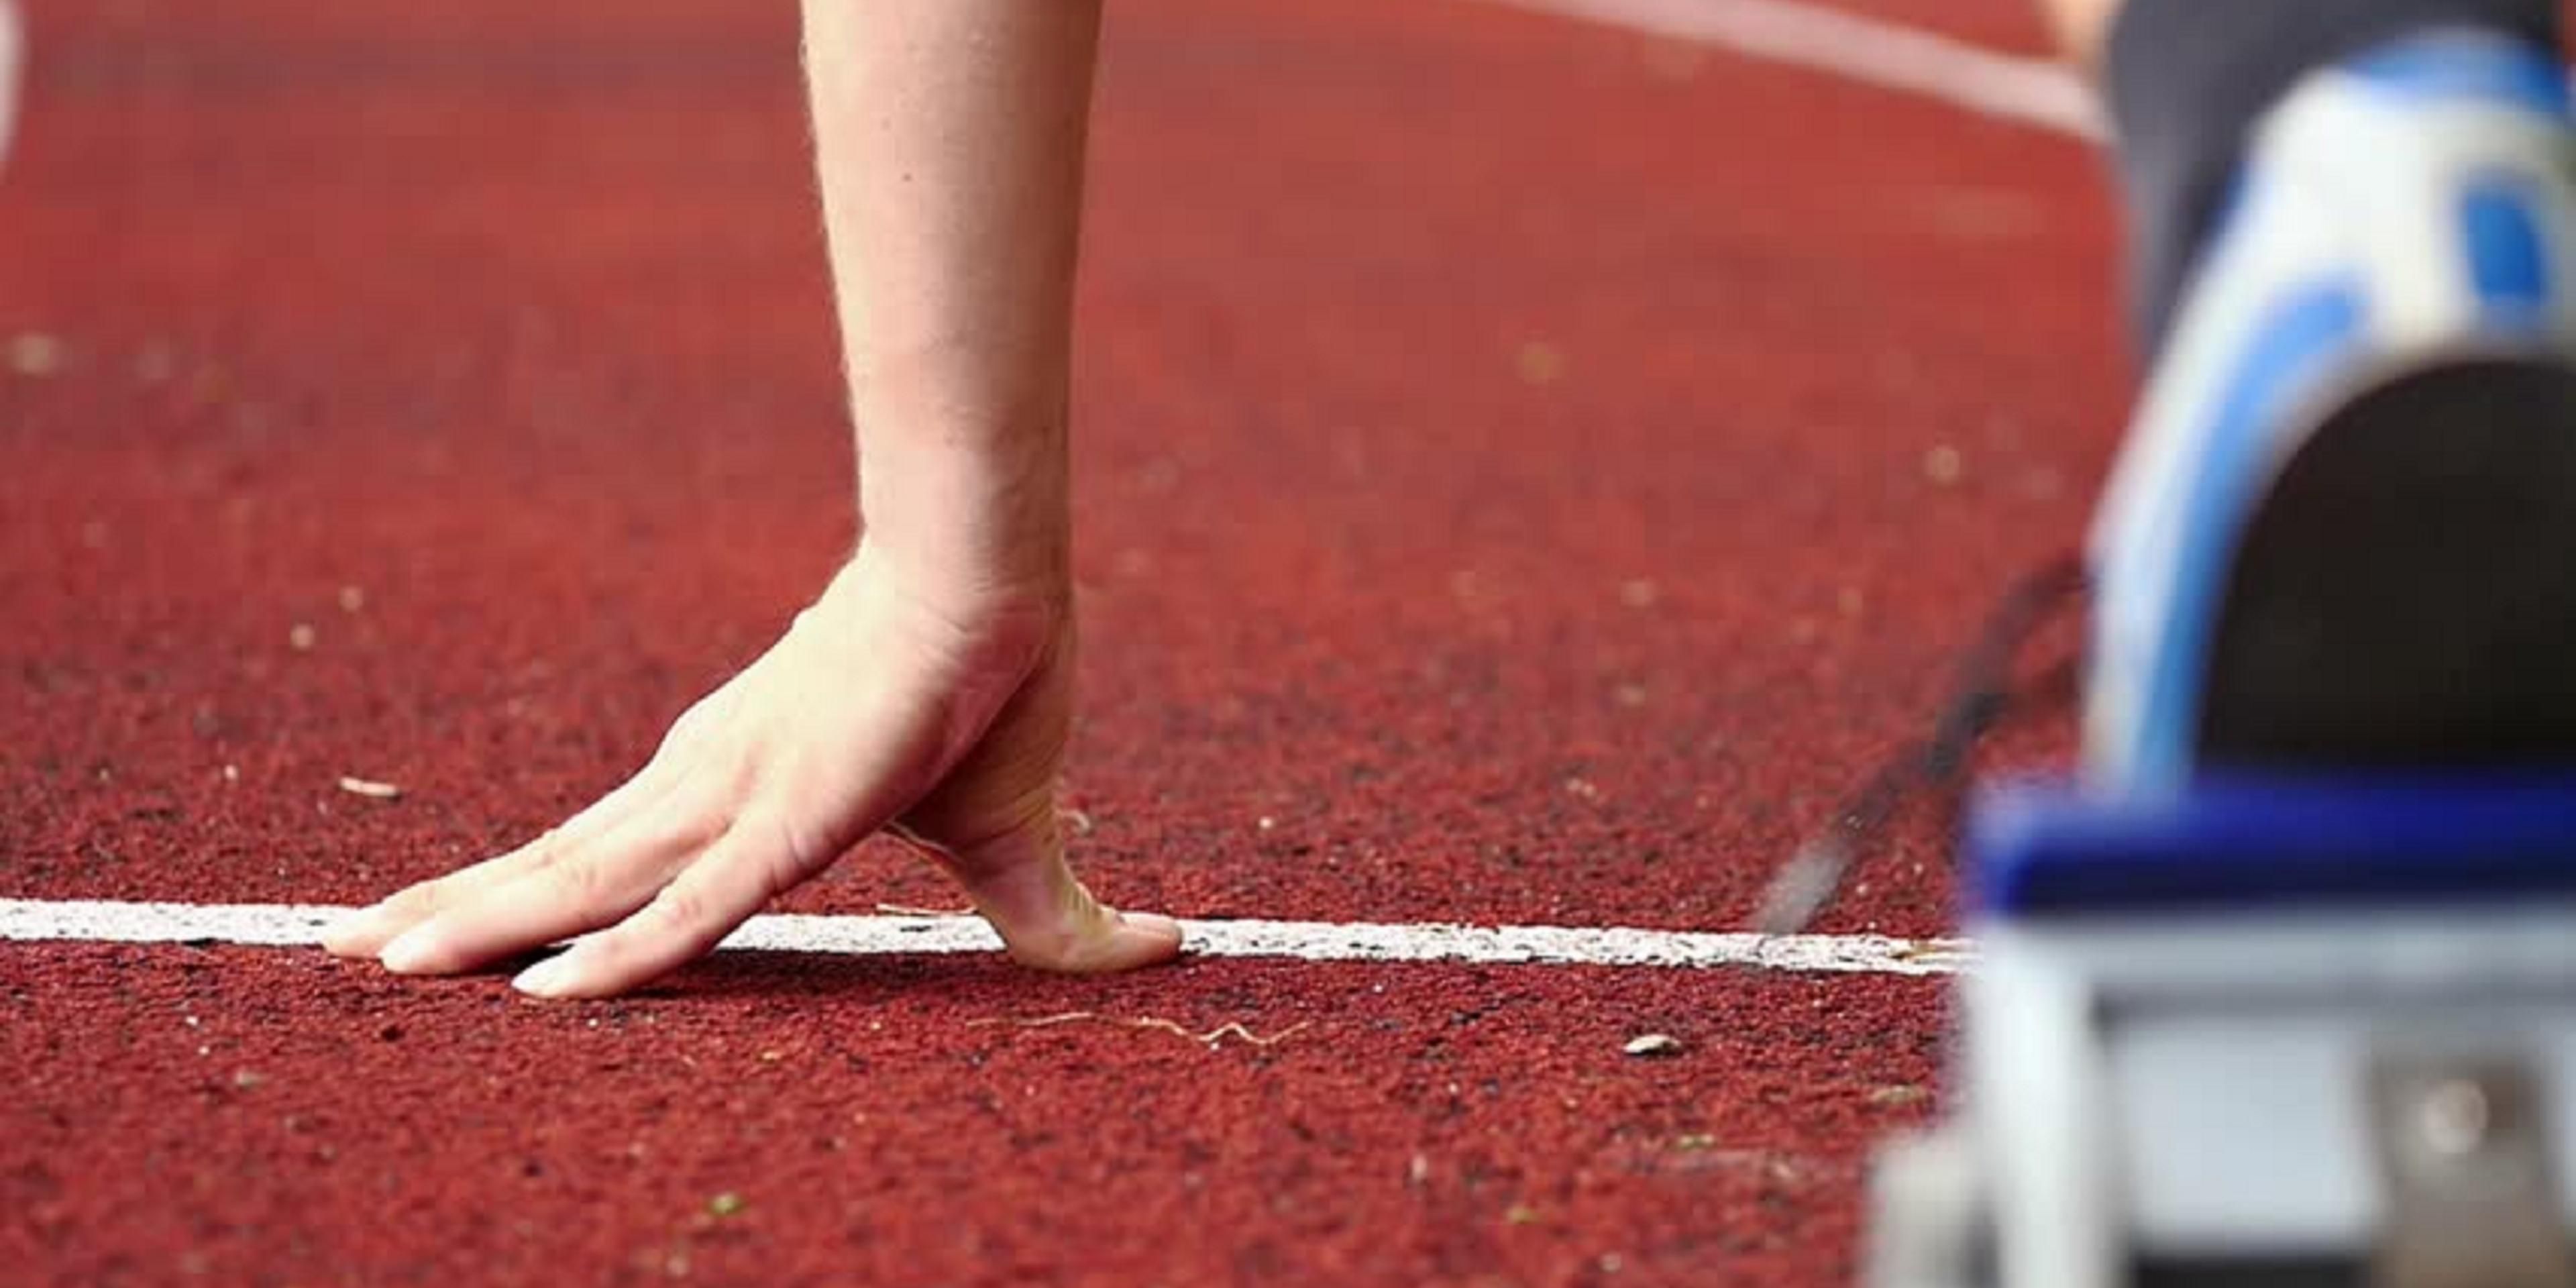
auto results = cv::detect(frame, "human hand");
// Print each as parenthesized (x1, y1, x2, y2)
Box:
(322, 543, 1182, 998)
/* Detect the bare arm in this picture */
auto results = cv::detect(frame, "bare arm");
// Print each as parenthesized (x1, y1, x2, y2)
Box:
(327, 0, 1180, 998)
(806, 0, 1100, 588)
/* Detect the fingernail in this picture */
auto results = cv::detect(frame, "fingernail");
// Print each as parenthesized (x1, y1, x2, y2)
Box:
(378, 925, 441, 974)
(513, 955, 576, 998)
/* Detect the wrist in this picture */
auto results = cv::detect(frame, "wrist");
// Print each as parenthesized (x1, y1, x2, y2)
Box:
(856, 433, 1072, 595)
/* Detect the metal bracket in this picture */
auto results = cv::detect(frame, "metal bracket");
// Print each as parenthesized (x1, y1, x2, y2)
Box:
(2369, 1051, 2574, 1288)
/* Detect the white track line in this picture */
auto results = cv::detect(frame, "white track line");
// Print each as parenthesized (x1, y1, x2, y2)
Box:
(0, 3, 2055, 984)
(0, 898, 1971, 976)
(1488, 0, 2099, 138)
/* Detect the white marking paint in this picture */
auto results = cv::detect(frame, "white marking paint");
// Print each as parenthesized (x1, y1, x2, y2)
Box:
(0, 3, 2089, 987)
(0, 898, 1972, 976)
(1487, 0, 2102, 139)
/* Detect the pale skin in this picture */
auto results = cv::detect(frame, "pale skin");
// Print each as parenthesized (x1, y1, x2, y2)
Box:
(328, 0, 2125, 999)
(325, 0, 1178, 998)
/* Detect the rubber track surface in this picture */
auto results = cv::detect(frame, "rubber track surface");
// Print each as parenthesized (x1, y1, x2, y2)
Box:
(2, 0, 2116, 1282)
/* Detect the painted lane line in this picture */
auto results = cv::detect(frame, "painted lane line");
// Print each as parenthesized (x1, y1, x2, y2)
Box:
(0, 898, 1972, 976)
(1487, 0, 2100, 138)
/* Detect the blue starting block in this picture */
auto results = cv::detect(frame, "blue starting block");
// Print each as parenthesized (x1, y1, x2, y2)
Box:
(1868, 773, 2576, 1288)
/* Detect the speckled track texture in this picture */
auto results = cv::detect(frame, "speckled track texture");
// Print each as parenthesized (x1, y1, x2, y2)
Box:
(0, 0, 2118, 1282)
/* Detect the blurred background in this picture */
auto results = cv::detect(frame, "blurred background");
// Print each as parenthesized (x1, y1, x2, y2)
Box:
(0, 1, 2140, 1283)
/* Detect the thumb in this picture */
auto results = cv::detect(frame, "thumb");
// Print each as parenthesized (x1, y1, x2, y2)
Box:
(894, 811, 1184, 973)
(888, 621, 1182, 973)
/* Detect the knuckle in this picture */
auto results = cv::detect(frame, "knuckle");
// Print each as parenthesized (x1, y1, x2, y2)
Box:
(541, 859, 613, 910)
(652, 798, 731, 855)
(517, 828, 567, 869)
(660, 686, 743, 754)
(382, 881, 441, 914)
(386, 877, 464, 918)
(655, 710, 713, 761)
(646, 885, 710, 934)
(764, 810, 830, 880)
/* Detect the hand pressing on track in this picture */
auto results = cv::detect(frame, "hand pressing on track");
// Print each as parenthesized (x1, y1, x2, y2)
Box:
(323, 547, 1184, 998)
(328, 0, 1175, 996)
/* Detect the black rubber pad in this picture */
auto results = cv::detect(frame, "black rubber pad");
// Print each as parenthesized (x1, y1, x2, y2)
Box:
(2201, 358, 2576, 767)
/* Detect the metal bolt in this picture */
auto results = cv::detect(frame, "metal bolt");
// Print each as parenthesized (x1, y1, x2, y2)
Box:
(2419, 1077, 2493, 1157)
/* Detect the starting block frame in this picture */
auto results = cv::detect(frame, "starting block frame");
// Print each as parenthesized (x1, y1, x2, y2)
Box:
(1870, 773, 2576, 1288)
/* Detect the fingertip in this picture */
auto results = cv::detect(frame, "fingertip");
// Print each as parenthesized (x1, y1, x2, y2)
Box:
(319, 906, 387, 956)
(326, 887, 444, 958)
(511, 953, 580, 999)
(377, 924, 447, 975)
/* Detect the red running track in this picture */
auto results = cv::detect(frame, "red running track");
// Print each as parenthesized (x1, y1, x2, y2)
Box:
(1, 0, 2121, 1283)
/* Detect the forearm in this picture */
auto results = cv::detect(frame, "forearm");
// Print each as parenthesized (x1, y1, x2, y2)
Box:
(800, 0, 1103, 583)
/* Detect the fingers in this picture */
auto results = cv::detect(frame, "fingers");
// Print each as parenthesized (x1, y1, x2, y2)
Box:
(322, 575, 1175, 997)
(509, 818, 792, 998)
(321, 759, 674, 958)
(375, 851, 657, 976)
(339, 792, 1174, 997)
(374, 795, 720, 975)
